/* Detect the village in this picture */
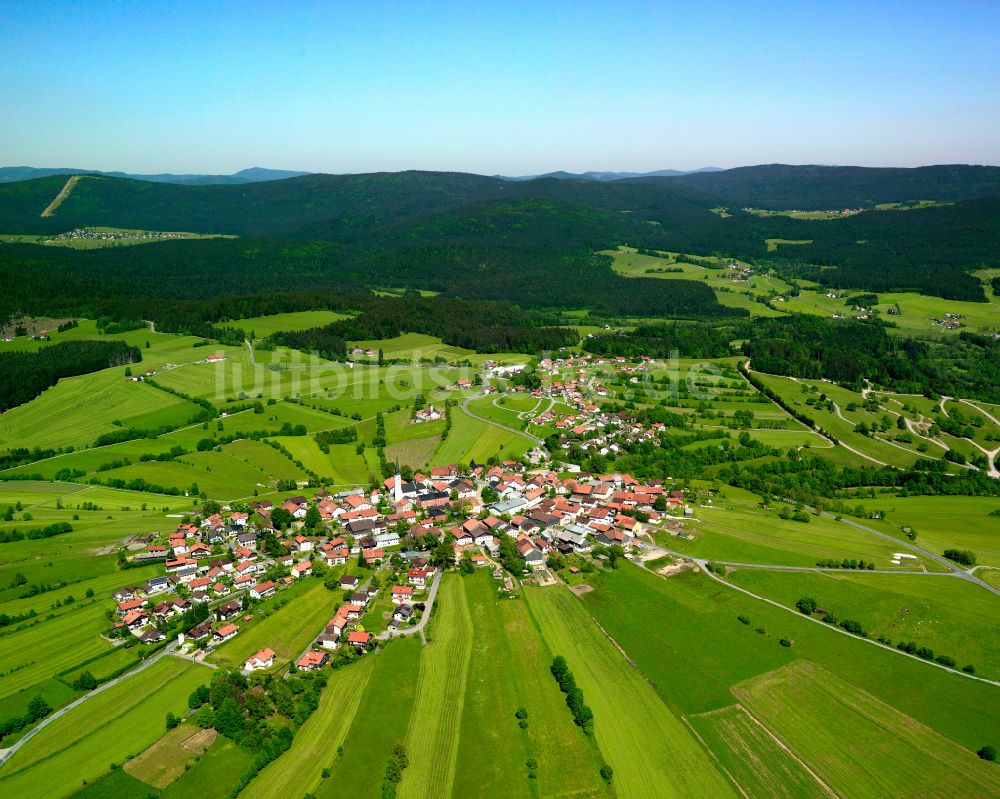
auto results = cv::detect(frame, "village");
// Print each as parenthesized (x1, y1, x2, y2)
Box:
(108, 454, 690, 675)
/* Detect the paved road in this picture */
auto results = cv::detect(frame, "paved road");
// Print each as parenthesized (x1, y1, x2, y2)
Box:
(0, 642, 187, 769)
(377, 569, 442, 645)
(461, 396, 545, 446)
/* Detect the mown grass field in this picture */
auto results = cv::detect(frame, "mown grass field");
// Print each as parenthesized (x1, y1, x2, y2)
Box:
(209, 578, 336, 669)
(658, 503, 922, 569)
(0, 601, 122, 703)
(501, 589, 610, 799)
(241, 657, 376, 799)
(0, 367, 201, 452)
(398, 575, 473, 799)
(160, 736, 251, 799)
(524, 584, 736, 799)
(578, 564, 1000, 749)
(686, 705, 834, 799)
(865, 494, 1000, 566)
(453, 573, 535, 799)
(729, 569, 1000, 678)
(0, 656, 210, 799)
(228, 310, 352, 339)
(734, 661, 1000, 798)
(317, 637, 423, 799)
(123, 725, 217, 788)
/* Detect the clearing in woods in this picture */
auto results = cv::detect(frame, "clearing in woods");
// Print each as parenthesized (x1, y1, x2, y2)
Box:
(40, 174, 86, 216)
(398, 574, 474, 799)
(732, 660, 1000, 799)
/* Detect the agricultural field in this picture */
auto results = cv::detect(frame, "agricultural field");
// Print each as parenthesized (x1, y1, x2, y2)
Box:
(316, 637, 423, 799)
(866, 495, 1000, 567)
(0, 367, 203, 452)
(605, 248, 788, 318)
(733, 661, 1000, 798)
(241, 657, 375, 799)
(228, 310, 353, 339)
(453, 573, 535, 799)
(160, 736, 252, 799)
(729, 569, 1000, 678)
(578, 564, 1000, 749)
(122, 725, 217, 788)
(0, 657, 210, 799)
(208, 578, 337, 669)
(524, 584, 737, 798)
(398, 575, 473, 799)
(656, 502, 925, 569)
(686, 705, 834, 799)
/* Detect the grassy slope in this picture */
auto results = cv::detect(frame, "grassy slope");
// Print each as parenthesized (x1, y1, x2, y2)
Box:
(578, 564, 1000, 749)
(524, 585, 736, 799)
(240, 657, 376, 799)
(728, 569, 1000, 678)
(734, 660, 1000, 798)
(398, 574, 473, 799)
(0, 657, 210, 799)
(316, 637, 423, 799)
(659, 503, 926, 569)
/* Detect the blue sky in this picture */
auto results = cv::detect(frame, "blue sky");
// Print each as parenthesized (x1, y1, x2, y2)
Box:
(2, 1, 998, 174)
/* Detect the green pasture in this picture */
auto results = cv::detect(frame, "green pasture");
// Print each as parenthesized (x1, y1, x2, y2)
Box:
(398, 575, 473, 799)
(524, 584, 735, 799)
(0, 656, 210, 799)
(729, 569, 1000, 678)
(317, 637, 423, 799)
(241, 657, 375, 799)
(734, 661, 1000, 798)
(578, 564, 1000, 748)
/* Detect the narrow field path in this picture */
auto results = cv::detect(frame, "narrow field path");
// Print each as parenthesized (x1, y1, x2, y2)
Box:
(41, 174, 86, 217)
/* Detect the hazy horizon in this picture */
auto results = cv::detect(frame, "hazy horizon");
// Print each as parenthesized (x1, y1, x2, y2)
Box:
(4, 1, 999, 174)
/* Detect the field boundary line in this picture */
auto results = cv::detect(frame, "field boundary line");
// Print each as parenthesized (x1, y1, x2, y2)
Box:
(680, 714, 751, 799)
(734, 703, 840, 798)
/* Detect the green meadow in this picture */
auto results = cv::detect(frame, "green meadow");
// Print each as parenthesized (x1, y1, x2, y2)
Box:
(734, 661, 1000, 798)
(0, 657, 210, 799)
(524, 584, 736, 799)
(729, 569, 1000, 677)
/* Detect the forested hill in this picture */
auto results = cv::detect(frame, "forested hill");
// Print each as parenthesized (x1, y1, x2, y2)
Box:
(657, 164, 1000, 210)
(1, 167, 999, 305)
(0, 172, 513, 237)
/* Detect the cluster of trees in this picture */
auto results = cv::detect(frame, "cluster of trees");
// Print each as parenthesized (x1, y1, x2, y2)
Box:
(894, 640, 969, 672)
(315, 425, 358, 452)
(583, 322, 735, 359)
(943, 548, 976, 566)
(188, 666, 327, 795)
(550, 655, 594, 734)
(0, 694, 51, 742)
(0, 521, 73, 544)
(815, 558, 877, 570)
(0, 340, 140, 412)
(271, 296, 580, 358)
(378, 743, 410, 799)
